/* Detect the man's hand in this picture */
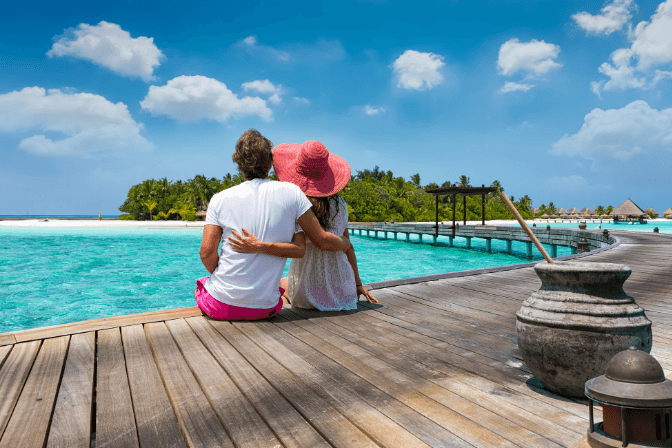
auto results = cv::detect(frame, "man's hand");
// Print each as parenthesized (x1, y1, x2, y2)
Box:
(229, 228, 265, 253)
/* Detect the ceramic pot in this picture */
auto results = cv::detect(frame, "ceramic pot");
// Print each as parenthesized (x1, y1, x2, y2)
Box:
(516, 261, 652, 397)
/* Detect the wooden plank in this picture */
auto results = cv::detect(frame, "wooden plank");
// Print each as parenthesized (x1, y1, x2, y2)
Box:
(277, 311, 582, 446)
(0, 341, 41, 439)
(165, 319, 281, 448)
(121, 325, 186, 448)
(4, 306, 204, 344)
(144, 321, 235, 448)
(96, 328, 140, 448)
(0, 336, 15, 347)
(287, 311, 589, 435)
(47, 332, 95, 448)
(185, 316, 330, 448)
(234, 320, 462, 448)
(0, 336, 69, 448)
(208, 318, 382, 448)
(0, 347, 10, 370)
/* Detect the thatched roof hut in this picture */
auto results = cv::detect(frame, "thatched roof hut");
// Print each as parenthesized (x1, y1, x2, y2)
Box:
(664, 208, 672, 218)
(196, 210, 207, 220)
(567, 207, 581, 215)
(610, 199, 647, 218)
(541, 213, 550, 218)
(556, 208, 567, 214)
(644, 208, 659, 217)
(581, 207, 594, 214)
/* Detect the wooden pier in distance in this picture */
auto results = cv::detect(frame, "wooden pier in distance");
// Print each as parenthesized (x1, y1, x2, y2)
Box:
(1, 229, 671, 447)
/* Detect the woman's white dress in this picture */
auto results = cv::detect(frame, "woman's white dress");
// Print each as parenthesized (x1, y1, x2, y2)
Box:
(288, 196, 357, 311)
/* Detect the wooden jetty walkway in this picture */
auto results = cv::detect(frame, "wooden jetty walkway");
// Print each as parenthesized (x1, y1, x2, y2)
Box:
(1, 229, 671, 448)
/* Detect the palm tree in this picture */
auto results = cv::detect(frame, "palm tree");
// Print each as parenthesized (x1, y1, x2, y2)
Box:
(546, 202, 557, 215)
(594, 205, 605, 216)
(458, 175, 471, 187)
(143, 200, 158, 220)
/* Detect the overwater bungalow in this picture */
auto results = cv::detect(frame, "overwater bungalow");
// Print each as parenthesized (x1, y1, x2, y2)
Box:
(556, 207, 568, 216)
(610, 199, 648, 224)
(566, 207, 581, 216)
(664, 208, 672, 219)
(644, 207, 659, 218)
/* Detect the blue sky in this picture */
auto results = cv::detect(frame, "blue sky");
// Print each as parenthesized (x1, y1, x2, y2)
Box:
(1, 0, 671, 215)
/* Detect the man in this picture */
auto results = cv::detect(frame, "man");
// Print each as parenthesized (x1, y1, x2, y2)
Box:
(195, 129, 350, 320)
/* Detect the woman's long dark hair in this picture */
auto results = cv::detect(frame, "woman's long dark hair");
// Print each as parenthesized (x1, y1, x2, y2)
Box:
(308, 194, 340, 231)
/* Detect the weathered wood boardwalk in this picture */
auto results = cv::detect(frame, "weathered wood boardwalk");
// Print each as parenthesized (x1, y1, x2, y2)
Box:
(1, 230, 671, 448)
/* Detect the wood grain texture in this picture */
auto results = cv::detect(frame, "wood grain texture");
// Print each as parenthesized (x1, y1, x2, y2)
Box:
(0, 336, 69, 448)
(0, 336, 15, 347)
(47, 332, 95, 448)
(165, 318, 281, 448)
(209, 318, 380, 448)
(144, 321, 234, 448)
(0, 340, 41, 439)
(0, 346, 11, 370)
(3, 306, 204, 344)
(121, 325, 186, 448)
(234, 320, 444, 448)
(186, 316, 330, 448)
(96, 328, 140, 448)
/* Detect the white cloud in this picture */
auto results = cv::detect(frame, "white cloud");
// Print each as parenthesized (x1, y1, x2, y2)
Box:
(392, 50, 445, 91)
(364, 105, 385, 115)
(497, 39, 561, 76)
(544, 175, 588, 189)
(140, 75, 272, 122)
(241, 35, 290, 61)
(0, 87, 152, 156)
(47, 21, 164, 82)
(572, 0, 635, 35)
(550, 100, 672, 162)
(241, 79, 283, 104)
(592, 0, 672, 95)
(500, 81, 535, 93)
(293, 97, 310, 104)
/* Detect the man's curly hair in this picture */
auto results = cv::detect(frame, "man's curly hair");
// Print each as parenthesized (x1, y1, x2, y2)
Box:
(232, 129, 274, 180)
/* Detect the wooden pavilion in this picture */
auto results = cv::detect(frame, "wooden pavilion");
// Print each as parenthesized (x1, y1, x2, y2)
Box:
(610, 199, 648, 223)
(424, 185, 497, 237)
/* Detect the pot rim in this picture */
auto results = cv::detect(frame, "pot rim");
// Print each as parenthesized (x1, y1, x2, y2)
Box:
(534, 261, 631, 274)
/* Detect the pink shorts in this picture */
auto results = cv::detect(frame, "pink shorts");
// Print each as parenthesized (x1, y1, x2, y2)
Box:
(195, 277, 283, 321)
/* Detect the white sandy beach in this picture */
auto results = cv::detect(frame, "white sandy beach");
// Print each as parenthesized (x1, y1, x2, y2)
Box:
(1, 217, 668, 228)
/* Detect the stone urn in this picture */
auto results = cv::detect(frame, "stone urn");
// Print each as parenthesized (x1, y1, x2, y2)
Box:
(516, 261, 652, 397)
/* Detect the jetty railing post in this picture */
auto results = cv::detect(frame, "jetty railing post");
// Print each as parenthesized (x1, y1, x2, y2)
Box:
(435, 195, 439, 238)
(463, 195, 467, 225)
(452, 194, 456, 239)
(481, 184, 485, 225)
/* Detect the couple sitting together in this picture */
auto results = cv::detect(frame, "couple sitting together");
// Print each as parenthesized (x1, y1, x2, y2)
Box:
(194, 129, 377, 321)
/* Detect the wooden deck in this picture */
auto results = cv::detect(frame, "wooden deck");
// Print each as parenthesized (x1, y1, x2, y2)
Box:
(1, 230, 671, 448)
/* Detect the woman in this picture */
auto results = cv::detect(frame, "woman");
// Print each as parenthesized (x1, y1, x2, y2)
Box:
(273, 140, 377, 310)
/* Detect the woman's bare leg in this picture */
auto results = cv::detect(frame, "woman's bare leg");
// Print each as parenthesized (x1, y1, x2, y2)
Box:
(279, 277, 291, 304)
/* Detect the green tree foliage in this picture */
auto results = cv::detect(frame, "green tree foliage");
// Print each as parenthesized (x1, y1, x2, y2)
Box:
(119, 173, 244, 220)
(120, 168, 534, 222)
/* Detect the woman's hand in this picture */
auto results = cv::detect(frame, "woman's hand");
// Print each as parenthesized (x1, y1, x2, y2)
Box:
(228, 228, 266, 253)
(357, 285, 378, 303)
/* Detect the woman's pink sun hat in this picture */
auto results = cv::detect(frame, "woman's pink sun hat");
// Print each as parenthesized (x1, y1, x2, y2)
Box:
(273, 141, 351, 197)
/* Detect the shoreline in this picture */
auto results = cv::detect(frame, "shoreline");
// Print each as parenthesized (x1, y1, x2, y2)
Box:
(0, 217, 668, 228)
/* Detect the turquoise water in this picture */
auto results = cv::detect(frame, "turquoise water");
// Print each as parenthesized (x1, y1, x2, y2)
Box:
(525, 220, 672, 234)
(0, 227, 566, 333)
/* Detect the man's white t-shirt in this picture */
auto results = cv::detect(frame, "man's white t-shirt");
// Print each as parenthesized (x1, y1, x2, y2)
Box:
(204, 178, 312, 309)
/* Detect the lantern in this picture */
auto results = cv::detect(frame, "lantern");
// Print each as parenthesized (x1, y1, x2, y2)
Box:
(585, 347, 672, 447)
(577, 237, 590, 253)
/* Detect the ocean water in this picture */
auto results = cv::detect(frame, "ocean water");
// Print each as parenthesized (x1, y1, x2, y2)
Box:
(525, 220, 672, 234)
(0, 227, 565, 333)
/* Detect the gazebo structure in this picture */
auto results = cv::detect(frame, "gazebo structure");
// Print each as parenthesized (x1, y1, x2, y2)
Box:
(424, 185, 497, 237)
(581, 207, 593, 215)
(567, 207, 581, 216)
(610, 199, 648, 223)
(196, 210, 207, 220)
(664, 208, 672, 219)
(644, 207, 659, 218)
(556, 208, 568, 216)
